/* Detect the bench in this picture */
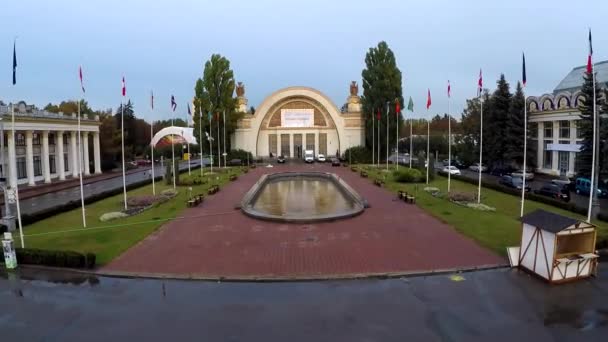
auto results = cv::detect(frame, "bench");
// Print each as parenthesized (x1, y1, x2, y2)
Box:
(229, 174, 238, 181)
(374, 179, 384, 187)
(187, 194, 205, 207)
(397, 190, 416, 204)
(207, 185, 220, 195)
(360, 171, 368, 178)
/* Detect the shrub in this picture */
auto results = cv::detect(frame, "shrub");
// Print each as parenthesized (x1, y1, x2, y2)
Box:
(127, 195, 161, 208)
(227, 149, 253, 164)
(465, 203, 496, 212)
(99, 212, 129, 222)
(392, 168, 422, 183)
(15, 248, 96, 269)
(179, 174, 205, 186)
(448, 191, 477, 202)
(342, 146, 372, 164)
(161, 189, 178, 197)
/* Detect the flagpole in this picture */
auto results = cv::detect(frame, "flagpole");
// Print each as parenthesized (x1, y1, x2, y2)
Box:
(199, 110, 203, 176)
(409, 118, 413, 168)
(520, 92, 528, 217)
(386, 102, 389, 170)
(209, 112, 213, 173)
(372, 110, 375, 166)
(77, 100, 86, 227)
(217, 112, 220, 170)
(223, 110, 227, 169)
(448, 83, 452, 193)
(10, 103, 24, 248)
(150, 92, 156, 195)
(587, 57, 597, 222)
(171, 112, 176, 189)
(396, 102, 399, 170)
(377, 111, 380, 168)
(121, 88, 127, 210)
(478, 95, 483, 204)
(426, 115, 430, 185)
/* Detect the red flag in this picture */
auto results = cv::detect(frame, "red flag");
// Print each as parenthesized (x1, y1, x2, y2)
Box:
(426, 89, 431, 110)
(587, 29, 593, 73)
(376, 107, 381, 120)
(477, 69, 483, 96)
(121, 77, 126, 97)
(447, 80, 451, 98)
(395, 99, 401, 116)
(79, 66, 85, 93)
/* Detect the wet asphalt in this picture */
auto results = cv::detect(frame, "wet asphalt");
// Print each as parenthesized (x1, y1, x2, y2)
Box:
(1, 267, 607, 341)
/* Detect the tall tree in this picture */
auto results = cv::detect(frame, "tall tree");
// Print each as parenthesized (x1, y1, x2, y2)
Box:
(459, 91, 490, 166)
(485, 74, 512, 167)
(114, 100, 137, 159)
(193, 54, 242, 163)
(361, 41, 403, 158)
(505, 82, 535, 168)
(577, 71, 604, 175)
(44, 100, 92, 117)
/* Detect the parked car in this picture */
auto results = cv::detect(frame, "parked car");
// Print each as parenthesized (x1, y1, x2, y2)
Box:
(534, 184, 570, 202)
(574, 177, 608, 198)
(331, 158, 341, 166)
(388, 153, 409, 165)
(489, 166, 517, 177)
(317, 154, 326, 162)
(441, 166, 461, 175)
(304, 150, 314, 163)
(228, 159, 242, 166)
(511, 169, 534, 180)
(468, 163, 488, 172)
(499, 175, 531, 192)
(442, 159, 466, 169)
(277, 155, 286, 164)
(136, 159, 152, 166)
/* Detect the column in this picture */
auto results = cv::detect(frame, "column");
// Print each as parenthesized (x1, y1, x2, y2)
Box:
(25, 130, 35, 186)
(537, 123, 543, 170)
(42, 131, 51, 183)
(551, 121, 559, 174)
(70, 131, 78, 177)
(82, 132, 90, 176)
(93, 131, 101, 174)
(7, 131, 17, 188)
(315, 132, 319, 157)
(57, 131, 65, 180)
(289, 134, 294, 158)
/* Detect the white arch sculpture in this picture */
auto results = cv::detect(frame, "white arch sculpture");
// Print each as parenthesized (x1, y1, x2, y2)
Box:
(150, 126, 198, 147)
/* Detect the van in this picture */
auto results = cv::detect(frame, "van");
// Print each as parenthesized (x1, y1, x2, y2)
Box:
(575, 177, 608, 197)
(304, 150, 314, 163)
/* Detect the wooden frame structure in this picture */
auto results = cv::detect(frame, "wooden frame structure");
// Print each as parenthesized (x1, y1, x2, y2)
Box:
(508, 209, 599, 284)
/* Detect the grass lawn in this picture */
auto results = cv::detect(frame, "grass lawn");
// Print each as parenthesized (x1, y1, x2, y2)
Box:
(359, 165, 608, 256)
(16, 167, 244, 265)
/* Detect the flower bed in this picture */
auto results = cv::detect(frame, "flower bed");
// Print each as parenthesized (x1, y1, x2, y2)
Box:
(100, 190, 178, 222)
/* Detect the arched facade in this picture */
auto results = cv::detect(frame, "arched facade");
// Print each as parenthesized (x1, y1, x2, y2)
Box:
(232, 86, 365, 158)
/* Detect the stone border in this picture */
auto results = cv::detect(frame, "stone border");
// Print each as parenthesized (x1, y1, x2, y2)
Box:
(240, 171, 366, 223)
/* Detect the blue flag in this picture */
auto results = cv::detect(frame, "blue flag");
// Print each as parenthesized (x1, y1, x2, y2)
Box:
(12, 41, 17, 85)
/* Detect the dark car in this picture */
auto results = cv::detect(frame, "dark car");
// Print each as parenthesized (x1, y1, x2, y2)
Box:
(228, 159, 242, 166)
(534, 184, 570, 202)
(277, 155, 286, 164)
(499, 175, 531, 192)
(490, 166, 516, 177)
(331, 158, 340, 166)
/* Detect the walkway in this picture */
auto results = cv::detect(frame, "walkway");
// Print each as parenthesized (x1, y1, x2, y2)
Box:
(104, 163, 504, 278)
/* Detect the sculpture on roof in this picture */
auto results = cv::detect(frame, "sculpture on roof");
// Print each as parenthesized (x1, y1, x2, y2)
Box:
(350, 81, 358, 96)
(236, 82, 245, 97)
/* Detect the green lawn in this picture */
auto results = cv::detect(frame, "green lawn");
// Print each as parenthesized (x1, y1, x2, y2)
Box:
(17, 167, 243, 265)
(360, 165, 608, 256)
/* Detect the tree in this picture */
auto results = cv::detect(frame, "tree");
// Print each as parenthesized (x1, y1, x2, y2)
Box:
(113, 100, 138, 159)
(361, 41, 403, 159)
(485, 74, 512, 167)
(505, 82, 535, 168)
(44, 100, 93, 117)
(193, 54, 243, 164)
(577, 71, 604, 176)
(98, 110, 120, 170)
(459, 91, 490, 166)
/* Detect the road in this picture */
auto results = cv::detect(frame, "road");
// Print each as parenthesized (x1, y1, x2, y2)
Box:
(11, 159, 207, 217)
(1, 267, 606, 341)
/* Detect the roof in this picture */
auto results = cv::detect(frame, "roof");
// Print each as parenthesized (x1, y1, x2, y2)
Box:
(520, 209, 580, 233)
(553, 60, 608, 94)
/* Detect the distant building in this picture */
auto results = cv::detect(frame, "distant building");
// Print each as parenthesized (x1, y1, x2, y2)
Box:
(0, 101, 101, 188)
(528, 60, 608, 177)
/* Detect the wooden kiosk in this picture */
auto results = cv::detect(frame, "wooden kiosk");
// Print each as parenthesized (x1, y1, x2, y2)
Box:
(507, 209, 599, 283)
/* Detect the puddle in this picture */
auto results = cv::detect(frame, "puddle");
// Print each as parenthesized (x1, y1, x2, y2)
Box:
(544, 306, 608, 330)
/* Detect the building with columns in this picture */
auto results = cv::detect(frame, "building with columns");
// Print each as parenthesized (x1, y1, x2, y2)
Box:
(231, 83, 365, 158)
(527, 60, 607, 177)
(0, 101, 101, 188)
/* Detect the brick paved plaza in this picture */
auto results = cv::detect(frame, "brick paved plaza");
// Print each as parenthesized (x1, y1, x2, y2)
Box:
(103, 163, 504, 279)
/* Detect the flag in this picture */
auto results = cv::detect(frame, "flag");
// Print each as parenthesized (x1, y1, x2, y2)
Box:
(151, 91, 154, 109)
(587, 29, 593, 73)
(447, 80, 451, 98)
(171, 95, 177, 111)
(407, 96, 414, 112)
(522, 53, 527, 87)
(376, 107, 381, 120)
(187, 103, 192, 126)
(12, 41, 17, 85)
(79, 66, 85, 93)
(208, 111, 212, 121)
(187, 103, 191, 116)
(395, 98, 401, 116)
(426, 89, 431, 109)
(122, 77, 126, 97)
(477, 69, 483, 96)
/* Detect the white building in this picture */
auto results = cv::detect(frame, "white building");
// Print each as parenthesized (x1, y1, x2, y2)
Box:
(528, 60, 607, 177)
(231, 84, 365, 158)
(0, 101, 101, 188)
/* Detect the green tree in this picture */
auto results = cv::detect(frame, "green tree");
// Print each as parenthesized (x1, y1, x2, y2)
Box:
(577, 71, 604, 176)
(485, 74, 512, 167)
(505, 82, 535, 168)
(114, 100, 137, 159)
(193, 54, 243, 164)
(44, 100, 93, 117)
(459, 91, 490, 166)
(361, 41, 403, 159)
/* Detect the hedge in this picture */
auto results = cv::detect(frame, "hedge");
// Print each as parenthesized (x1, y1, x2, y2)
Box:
(393, 168, 422, 183)
(15, 248, 96, 269)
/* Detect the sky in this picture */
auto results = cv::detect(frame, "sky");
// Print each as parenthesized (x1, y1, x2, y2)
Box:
(1, 0, 607, 122)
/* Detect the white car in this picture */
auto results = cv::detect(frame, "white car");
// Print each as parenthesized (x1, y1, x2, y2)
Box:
(304, 150, 314, 163)
(469, 163, 488, 172)
(317, 154, 326, 162)
(442, 166, 461, 175)
(511, 170, 534, 180)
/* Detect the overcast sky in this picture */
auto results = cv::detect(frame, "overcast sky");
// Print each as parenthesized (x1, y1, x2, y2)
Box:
(1, 0, 606, 121)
